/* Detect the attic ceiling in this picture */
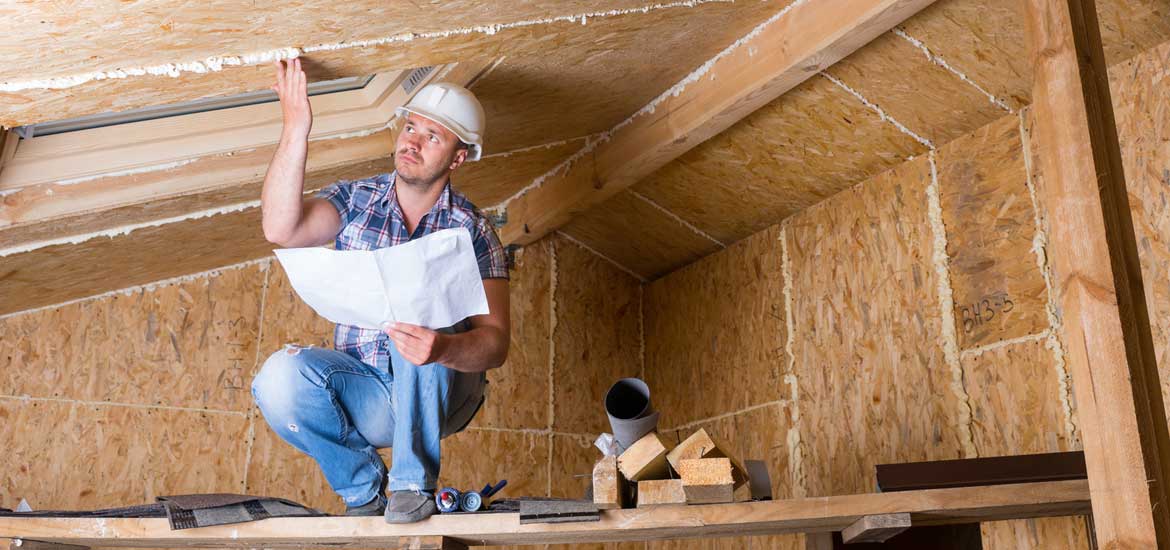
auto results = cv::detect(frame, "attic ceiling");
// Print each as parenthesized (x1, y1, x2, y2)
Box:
(1, 0, 1169, 315)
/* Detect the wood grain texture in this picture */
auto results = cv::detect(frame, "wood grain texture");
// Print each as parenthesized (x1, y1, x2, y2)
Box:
(897, 0, 1170, 112)
(824, 31, 1007, 146)
(961, 340, 1075, 457)
(457, 139, 586, 208)
(0, 2, 782, 135)
(0, 399, 248, 510)
(1111, 38, 1170, 438)
(980, 517, 1093, 550)
(551, 233, 642, 435)
(643, 226, 785, 429)
(499, 0, 939, 246)
(660, 403, 796, 505)
(559, 190, 723, 280)
(628, 75, 925, 247)
(1026, 0, 1170, 544)
(0, 480, 1090, 547)
(936, 114, 1048, 350)
(255, 260, 335, 356)
(0, 208, 272, 316)
(0, 264, 264, 411)
(470, 238, 551, 431)
(786, 156, 964, 498)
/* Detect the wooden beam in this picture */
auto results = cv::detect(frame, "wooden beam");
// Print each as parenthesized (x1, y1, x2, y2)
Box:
(636, 479, 687, 508)
(1024, 0, 1170, 547)
(618, 432, 671, 482)
(593, 456, 625, 510)
(498, 0, 937, 245)
(0, 480, 1089, 548)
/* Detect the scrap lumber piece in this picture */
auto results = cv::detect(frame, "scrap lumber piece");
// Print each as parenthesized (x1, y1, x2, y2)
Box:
(1025, 0, 1170, 546)
(666, 428, 748, 488)
(636, 479, 686, 508)
(592, 456, 625, 510)
(618, 432, 671, 481)
(677, 458, 734, 504)
(518, 500, 600, 525)
(841, 513, 912, 543)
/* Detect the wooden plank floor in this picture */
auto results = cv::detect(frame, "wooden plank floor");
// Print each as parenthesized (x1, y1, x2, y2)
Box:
(0, 480, 1090, 548)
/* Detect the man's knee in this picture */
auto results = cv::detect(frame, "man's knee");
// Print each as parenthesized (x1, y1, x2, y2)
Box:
(252, 344, 319, 413)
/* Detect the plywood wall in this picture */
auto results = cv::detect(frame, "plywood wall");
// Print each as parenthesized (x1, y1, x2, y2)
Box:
(635, 37, 1170, 550)
(0, 230, 642, 542)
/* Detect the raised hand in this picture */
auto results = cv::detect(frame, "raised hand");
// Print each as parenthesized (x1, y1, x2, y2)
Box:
(271, 58, 312, 139)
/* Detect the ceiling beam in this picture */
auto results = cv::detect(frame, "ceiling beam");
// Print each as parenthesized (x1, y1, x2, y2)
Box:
(497, 0, 938, 246)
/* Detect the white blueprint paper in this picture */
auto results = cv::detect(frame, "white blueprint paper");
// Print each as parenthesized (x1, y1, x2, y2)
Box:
(273, 227, 489, 330)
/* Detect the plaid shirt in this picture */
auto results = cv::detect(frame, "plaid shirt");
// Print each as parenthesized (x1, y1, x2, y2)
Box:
(317, 171, 508, 369)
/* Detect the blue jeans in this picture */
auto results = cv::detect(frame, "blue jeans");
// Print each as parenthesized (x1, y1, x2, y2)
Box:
(251, 342, 486, 506)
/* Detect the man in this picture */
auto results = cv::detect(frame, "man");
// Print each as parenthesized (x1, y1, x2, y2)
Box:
(250, 58, 510, 524)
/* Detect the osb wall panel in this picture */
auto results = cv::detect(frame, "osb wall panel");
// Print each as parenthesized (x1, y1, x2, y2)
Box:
(936, 114, 1048, 350)
(961, 340, 1074, 457)
(643, 226, 786, 429)
(0, 208, 273, 316)
(630, 75, 925, 246)
(459, 138, 587, 207)
(1112, 39, 1170, 429)
(897, 0, 1170, 112)
(560, 190, 722, 280)
(649, 403, 802, 550)
(0, 264, 264, 412)
(0, 399, 248, 508)
(960, 339, 1086, 550)
(256, 261, 335, 357)
(471, 239, 551, 431)
(980, 517, 1092, 550)
(824, 31, 1007, 147)
(552, 234, 643, 435)
(785, 156, 964, 497)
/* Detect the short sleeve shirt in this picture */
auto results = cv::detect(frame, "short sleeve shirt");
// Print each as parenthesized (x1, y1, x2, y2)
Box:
(315, 171, 508, 369)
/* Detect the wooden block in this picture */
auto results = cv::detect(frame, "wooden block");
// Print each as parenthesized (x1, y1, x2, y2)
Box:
(841, 513, 912, 544)
(636, 479, 686, 507)
(592, 456, 625, 510)
(677, 458, 734, 504)
(665, 428, 749, 488)
(618, 432, 671, 481)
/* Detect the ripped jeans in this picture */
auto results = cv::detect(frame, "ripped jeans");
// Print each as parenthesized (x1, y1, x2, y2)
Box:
(251, 342, 486, 506)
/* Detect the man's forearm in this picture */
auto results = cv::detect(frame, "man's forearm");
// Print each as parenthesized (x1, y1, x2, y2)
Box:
(261, 132, 310, 244)
(437, 325, 509, 373)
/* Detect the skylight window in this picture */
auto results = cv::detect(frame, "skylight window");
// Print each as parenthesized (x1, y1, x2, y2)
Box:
(15, 75, 376, 138)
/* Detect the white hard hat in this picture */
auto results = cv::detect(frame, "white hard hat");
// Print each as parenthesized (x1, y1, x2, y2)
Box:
(395, 83, 486, 161)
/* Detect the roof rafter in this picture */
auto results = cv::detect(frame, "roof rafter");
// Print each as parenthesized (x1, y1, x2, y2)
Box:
(496, 0, 939, 246)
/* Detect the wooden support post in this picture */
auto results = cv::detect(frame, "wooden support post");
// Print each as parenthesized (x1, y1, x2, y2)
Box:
(618, 432, 671, 481)
(1025, 0, 1170, 547)
(841, 513, 912, 544)
(636, 479, 687, 507)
